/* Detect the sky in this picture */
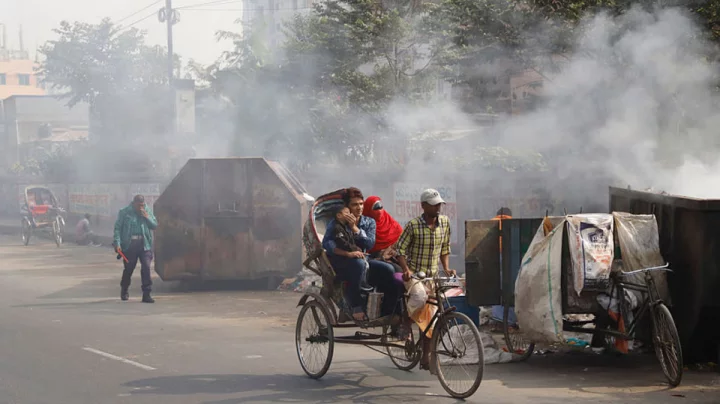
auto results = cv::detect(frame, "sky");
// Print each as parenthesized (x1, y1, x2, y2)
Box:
(0, 0, 243, 66)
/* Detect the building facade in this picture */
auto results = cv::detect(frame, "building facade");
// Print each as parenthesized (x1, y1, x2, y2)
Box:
(242, 0, 316, 50)
(1, 95, 89, 172)
(0, 50, 45, 100)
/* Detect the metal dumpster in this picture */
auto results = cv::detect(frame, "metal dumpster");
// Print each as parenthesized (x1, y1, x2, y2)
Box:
(610, 186, 720, 363)
(153, 158, 310, 284)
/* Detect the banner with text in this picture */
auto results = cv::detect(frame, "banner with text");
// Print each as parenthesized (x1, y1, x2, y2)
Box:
(68, 184, 112, 216)
(392, 183, 458, 244)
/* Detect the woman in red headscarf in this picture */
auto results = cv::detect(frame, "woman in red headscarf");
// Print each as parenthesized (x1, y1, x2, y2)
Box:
(363, 195, 403, 262)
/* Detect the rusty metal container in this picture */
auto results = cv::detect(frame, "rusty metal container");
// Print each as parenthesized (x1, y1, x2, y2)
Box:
(153, 158, 310, 283)
(610, 186, 720, 362)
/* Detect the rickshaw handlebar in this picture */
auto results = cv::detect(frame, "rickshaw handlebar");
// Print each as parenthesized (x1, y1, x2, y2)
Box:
(617, 263, 672, 276)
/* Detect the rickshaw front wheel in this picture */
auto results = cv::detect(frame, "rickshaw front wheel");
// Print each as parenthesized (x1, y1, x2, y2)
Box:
(52, 218, 63, 247)
(21, 219, 31, 246)
(432, 311, 484, 399)
(652, 302, 683, 387)
(295, 299, 334, 379)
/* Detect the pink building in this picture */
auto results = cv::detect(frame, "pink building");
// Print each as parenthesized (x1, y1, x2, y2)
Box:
(0, 51, 45, 100)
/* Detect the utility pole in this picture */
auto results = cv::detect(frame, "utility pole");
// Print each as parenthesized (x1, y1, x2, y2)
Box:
(165, 0, 174, 84)
(158, 0, 177, 84)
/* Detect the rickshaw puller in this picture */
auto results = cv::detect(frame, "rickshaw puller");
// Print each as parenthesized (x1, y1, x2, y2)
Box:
(396, 188, 456, 371)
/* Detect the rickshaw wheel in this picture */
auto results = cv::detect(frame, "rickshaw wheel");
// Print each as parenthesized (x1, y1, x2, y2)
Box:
(52, 218, 63, 247)
(21, 219, 31, 246)
(383, 322, 421, 371)
(432, 311, 484, 399)
(503, 305, 535, 362)
(652, 303, 683, 387)
(296, 299, 334, 379)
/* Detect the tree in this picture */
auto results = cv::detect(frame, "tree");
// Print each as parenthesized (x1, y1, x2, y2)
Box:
(37, 19, 180, 157)
(37, 18, 173, 107)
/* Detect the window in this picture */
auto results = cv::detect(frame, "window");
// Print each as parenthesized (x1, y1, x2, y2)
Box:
(18, 74, 30, 86)
(292, 0, 298, 9)
(0, 73, 5, 85)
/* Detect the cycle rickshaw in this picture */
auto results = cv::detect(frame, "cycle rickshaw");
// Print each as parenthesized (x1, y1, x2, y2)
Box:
(20, 186, 66, 247)
(295, 189, 485, 399)
(466, 213, 683, 386)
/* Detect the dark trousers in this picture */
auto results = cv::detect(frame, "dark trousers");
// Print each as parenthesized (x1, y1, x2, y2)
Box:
(328, 255, 367, 311)
(368, 260, 404, 316)
(120, 240, 153, 293)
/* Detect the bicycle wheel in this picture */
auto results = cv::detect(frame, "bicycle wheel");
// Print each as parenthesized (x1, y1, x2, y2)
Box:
(432, 311, 484, 399)
(384, 322, 421, 371)
(295, 299, 334, 379)
(503, 305, 535, 362)
(21, 219, 31, 246)
(651, 303, 683, 387)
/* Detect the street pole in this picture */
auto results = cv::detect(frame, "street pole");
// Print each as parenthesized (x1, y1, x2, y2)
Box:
(165, 0, 174, 84)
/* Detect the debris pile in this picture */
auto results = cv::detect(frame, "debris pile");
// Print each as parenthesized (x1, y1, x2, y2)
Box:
(277, 268, 323, 293)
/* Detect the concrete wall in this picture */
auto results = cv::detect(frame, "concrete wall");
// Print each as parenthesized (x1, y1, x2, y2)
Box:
(0, 178, 168, 237)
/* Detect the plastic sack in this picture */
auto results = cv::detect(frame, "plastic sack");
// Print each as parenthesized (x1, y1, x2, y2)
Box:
(514, 218, 565, 343)
(410, 303, 437, 339)
(405, 279, 428, 316)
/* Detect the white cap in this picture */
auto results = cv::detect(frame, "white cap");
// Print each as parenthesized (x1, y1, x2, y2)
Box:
(420, 188, 445, 205)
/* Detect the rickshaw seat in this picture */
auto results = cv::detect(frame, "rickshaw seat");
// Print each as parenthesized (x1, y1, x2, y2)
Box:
(31, 205, 51, 215)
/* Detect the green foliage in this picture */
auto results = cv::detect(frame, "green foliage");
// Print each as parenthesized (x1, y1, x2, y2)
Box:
(37, 19, 179, 144)
(37, 18, 174, 107)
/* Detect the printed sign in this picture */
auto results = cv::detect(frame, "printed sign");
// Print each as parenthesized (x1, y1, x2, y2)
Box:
(567, 214, 614, 295)
(392, 183, 458, 244)
(68, 184, 112, 216)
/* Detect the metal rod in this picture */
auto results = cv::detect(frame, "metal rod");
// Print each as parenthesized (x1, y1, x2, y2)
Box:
(333, 338, 407, 349)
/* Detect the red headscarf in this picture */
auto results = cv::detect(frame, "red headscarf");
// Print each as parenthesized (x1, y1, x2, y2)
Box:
(363, 196, 403, 253)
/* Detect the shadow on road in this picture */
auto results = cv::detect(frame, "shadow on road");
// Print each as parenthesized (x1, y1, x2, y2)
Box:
(124, 372, 434, 403)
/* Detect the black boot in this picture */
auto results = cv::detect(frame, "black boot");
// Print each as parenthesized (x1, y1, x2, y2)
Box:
(121, 288, 129, 301)
(142, 292, 155, 303)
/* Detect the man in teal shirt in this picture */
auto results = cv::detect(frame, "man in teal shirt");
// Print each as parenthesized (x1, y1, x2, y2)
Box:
(113, 195, 158, 303)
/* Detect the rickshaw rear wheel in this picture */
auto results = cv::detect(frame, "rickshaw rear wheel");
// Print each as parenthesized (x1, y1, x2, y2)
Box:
(652, 303, 683, 387)
(21, 219, 31, 246)
(432, 311, 484, 399)
(383, 322, 421, 371)
(503, 305, 535, 362)
(295, 299, 334, 379)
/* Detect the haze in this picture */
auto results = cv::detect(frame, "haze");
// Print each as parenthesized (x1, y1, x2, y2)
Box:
(1, 0, 238, 65)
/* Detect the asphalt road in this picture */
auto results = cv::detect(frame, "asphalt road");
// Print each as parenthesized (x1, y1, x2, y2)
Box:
(0, 234, 718, 404)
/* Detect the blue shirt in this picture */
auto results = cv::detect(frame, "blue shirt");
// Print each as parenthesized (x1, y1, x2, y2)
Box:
(322, 216, 376, 256)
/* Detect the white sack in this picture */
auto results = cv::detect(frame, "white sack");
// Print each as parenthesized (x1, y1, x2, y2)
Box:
(514, 221, 565, 343)
(612, 212, 670, 304)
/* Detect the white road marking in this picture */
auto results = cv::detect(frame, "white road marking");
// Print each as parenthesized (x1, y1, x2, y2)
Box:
(82, 347, 156, 371)
(245, 355, 263, 359)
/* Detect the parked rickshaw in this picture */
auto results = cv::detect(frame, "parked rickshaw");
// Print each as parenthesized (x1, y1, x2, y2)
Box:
(20, 186, 66, 247)
(296, 189, 485, 399)
(466, 213, 683, 387)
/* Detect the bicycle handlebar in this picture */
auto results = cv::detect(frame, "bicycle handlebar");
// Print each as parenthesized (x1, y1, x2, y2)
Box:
(619, 263, 672, 276)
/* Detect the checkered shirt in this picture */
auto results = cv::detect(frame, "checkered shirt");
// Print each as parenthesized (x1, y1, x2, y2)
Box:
(396, 215, 452, 277)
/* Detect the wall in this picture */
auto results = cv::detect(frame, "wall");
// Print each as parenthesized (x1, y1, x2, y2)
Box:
(0, 178, 168, 237)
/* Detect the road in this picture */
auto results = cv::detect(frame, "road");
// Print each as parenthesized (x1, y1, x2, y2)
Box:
(0, 234, 718, 404)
